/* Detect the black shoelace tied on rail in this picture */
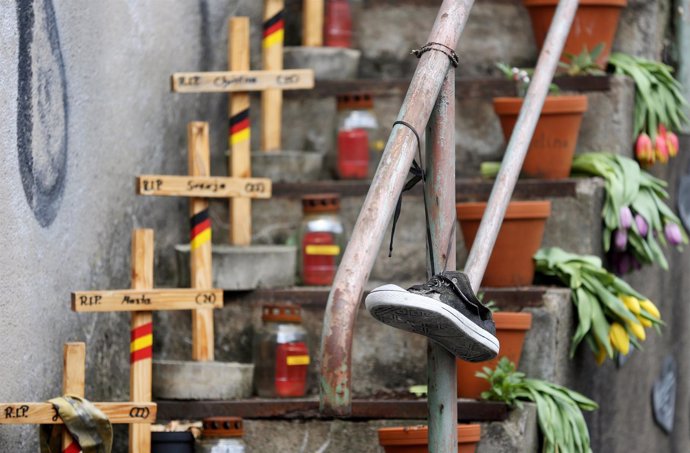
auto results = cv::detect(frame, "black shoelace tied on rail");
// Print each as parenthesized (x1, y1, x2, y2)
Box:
(389, 120, 458, 278)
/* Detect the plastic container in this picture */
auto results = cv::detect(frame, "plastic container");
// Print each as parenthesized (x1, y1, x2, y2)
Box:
(324, 0, 352, 48)
(336, 93, 379, 180)
(299, 194, 345, 286)
(151, 431, 195, 453)
(253, 304, 310, 397)
(196, 417, 246, 453)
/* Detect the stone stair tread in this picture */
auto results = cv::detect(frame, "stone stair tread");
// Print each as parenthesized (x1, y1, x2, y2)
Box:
(222, 285, 570, 309)
(155, 397, 509, 422)
(271, 177, 587, 200)
(288, 75, 612, 99)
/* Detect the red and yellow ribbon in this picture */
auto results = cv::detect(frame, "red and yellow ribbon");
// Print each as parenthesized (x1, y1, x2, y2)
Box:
(190, 209, 211, 251)
(130, 322, 153, 363)
(63, 442, 80, 453)
(229, 108, 250, 147)
(262, 11, 284, 49)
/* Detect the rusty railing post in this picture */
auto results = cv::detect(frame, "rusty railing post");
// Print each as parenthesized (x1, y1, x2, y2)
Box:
(464, 0, 578, 289)
(426, 71, 457, 453)
(319, 0, 475, 416)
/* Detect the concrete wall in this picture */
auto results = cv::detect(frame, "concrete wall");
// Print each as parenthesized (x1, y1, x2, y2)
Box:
(0, 0, 252, 449)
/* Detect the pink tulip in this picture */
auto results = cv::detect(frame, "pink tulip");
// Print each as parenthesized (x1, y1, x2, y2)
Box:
(614, 228, 628, 251)
(655, 134, 669, 164)
(665, 223, 683, 246)
(635, 133, 654, 166)
(667, 131, 679, 157)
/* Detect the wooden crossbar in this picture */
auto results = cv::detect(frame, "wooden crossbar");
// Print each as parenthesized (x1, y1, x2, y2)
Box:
(0, 403, 156, 425)
(136, 175, 271, 199)
(71, 288, 223, 312)
(171, 69, 313, 93)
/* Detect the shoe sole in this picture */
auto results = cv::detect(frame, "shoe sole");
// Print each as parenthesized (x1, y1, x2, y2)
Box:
(365, 284, 500, 362)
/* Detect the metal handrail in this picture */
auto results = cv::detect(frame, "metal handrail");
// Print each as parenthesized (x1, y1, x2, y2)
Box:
(319, 0, 579, 450)
(319, 0, 475, 416)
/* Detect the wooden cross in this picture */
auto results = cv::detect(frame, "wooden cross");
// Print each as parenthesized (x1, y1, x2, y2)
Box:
(0, 342, 156, 453)
(170, 9, 315, 244)
(71, 229, 222, 453)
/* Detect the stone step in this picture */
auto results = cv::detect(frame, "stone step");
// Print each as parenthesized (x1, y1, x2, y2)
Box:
(246, 75, 633, 179)
(156, 399, 536, 453)
(154, 285, 574, 397)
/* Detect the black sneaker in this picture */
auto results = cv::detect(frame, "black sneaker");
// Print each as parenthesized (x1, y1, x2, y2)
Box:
(365, 271, 499, 362)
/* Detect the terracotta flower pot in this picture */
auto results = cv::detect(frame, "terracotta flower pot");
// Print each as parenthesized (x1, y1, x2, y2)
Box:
(378, 424, 481, 453)
(523, 0, 627, 67)
(494, 95, 588, 179)
(456, 312, 533, 399)
(456, 201, 551, 287)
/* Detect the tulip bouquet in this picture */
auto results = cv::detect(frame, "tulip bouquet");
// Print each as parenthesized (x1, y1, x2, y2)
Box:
(534, 247, 662, 362)
(479, 357, 598, 453)
(571, 152, 687, 273)
(609, 52, 687, 166)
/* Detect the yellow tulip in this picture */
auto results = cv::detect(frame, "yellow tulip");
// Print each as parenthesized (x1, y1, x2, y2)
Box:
(640, 300, 660, 319)
(621, 295, 641, 315)
(609, 323, 630, 355)
(638, 315, 653, 328)
(627, 320, 646, 341)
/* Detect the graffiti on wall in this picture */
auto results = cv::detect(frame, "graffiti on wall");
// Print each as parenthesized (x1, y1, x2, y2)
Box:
(16, 0, 69, 228)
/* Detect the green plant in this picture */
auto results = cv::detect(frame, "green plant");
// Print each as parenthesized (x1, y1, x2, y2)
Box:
(534, 247, 662, 363)
(609, 52, 687, 166)
(571, 153, 687, 273)
(559, 43, 606, 76)
(478, 357, 598, 453)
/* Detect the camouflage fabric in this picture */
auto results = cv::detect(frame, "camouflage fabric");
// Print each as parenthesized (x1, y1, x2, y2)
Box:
(40, 396, 112, 453)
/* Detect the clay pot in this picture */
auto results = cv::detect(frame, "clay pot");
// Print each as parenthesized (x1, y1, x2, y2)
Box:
(456, 312, 533, 399)
(523, 0, 627, 67)
(378, 424, 481, 453)
(456, 201, 551, 287)
(493, 95, 588, 179)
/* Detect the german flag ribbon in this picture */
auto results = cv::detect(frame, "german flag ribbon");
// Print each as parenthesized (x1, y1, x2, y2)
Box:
(190, 209, 211, 251)
(229, 109, 250, 147)
(130, 322, 153, 363)
(262, 10, 284, 48)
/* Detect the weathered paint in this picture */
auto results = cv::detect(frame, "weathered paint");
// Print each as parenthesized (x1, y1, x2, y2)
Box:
(319, 0, 477, 417)
(426, 72, 458, 453)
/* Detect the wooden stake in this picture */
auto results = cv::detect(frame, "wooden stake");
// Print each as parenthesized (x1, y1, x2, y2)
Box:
(302, 0, 324, 46)
(262, 0, 285, 151)
(229, 17, 253, 246)
(188, 123, 214, 361)
(129, 229, 153, 453)
(62, 343, 85, 453)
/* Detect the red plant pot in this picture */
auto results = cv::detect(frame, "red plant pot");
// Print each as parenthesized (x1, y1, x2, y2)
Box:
(523, 0, 627, 67)
(493, 95, 588, 180)
(456, 312, 533, 399)
(456, 201, 551, 287)
(378, 424, 481, 453)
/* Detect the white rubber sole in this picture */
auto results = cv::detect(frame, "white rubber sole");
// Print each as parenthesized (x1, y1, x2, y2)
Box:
(365, 284, 500, 362)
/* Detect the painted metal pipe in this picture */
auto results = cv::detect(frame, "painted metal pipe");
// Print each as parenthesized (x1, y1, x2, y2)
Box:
(319, 0, 476, 416)
(463, 0, 579, 290)
(426, 72, 457, 453)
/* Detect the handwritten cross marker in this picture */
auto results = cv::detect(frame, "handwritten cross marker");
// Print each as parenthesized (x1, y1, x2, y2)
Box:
(0, 342, 156, 452)
(171, 10, 314, 244)
(71, 229, 222, 453)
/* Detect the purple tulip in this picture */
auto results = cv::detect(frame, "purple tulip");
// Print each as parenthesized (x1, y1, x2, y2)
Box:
(620, 206, 633, 229)
(665, 223, 683, 246)
(635, 214, 648, 237)
(614, 228, 628, 251)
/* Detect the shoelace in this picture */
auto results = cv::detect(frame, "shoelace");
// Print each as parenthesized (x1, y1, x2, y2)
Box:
(388, 121, 455, 277)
